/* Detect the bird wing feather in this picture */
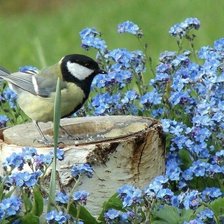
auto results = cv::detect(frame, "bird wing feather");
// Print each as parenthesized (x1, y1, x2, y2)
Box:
(0, 67, 66, 97)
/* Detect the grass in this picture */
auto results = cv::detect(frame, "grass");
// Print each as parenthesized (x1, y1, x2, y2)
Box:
(0, 0, 224, 73)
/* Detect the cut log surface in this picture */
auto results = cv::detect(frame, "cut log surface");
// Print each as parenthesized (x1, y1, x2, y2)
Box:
(0, 115, 165, 215)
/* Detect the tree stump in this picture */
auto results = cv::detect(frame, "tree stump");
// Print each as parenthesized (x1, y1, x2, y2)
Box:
(0, 115, 165, 215)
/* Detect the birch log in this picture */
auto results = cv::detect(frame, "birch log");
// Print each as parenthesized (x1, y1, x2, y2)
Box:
(0, 115, 165, 215)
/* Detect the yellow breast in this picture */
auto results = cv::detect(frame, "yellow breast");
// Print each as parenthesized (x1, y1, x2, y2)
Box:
(17, 83, 85, 122)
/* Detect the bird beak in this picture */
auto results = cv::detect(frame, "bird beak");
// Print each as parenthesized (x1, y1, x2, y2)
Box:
(98, 69, 107, 74)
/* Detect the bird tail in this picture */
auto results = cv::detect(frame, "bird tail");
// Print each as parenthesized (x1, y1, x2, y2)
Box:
(0, 67, 10, 78)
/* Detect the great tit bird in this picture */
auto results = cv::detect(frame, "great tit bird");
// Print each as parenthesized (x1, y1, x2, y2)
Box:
(0, 54, 106, 143)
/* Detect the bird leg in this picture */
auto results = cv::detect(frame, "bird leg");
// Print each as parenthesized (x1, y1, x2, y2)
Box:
(33, 121, 53, 145)
(59, 125, 73, 138)
(59, 125, 84, 141)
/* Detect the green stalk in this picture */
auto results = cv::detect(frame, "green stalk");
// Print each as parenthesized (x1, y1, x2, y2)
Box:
(47, 77, 61, 211)
(34, 37, 47, 68)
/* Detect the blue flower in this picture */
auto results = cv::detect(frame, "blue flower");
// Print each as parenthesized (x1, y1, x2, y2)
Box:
(22, 147, 37, 160)
(49, 148, 65, 161)
(141, 90, 162, 106)
(56, 191, 69, 204)
(183, 190, 201, 209)
(183, 219, 204, 224)
(121, 90, 138, 104)
(19, 65, 39, 74)
(159, 51, 177, 63)
(91, 93, 113, 115)
(156, 188, 174, 200)
(0, 114, 9, 128)
(190, 161, 208, 177)
(7, 171, 41, 187)
(131, 50, 146, 73)
(169, 91, 191, 106)
(117, 184, 143, 207)
(3, 152, 25, 170)
(79, 27, 100, 39)
(104, 209, 137, 223)
(73, 190, 89, 205)
(201, 187, 222, 202)
(71, 163, 93, 178)
(169, 17, 200, 38)
(104, 209, 120, 222)
(81, 36, 107, 52)
(182, 169, 194, 181)
(117, 21, 143, 37)
(166, 153, 181, 181)
(2, 87, 17, 108)
(197, 208, 214, 221)
(45, 210, 69, 224)
(171, 53, 190, 68)
(213, 37, 224, 51)
(80, 27, 107, 52)
(120, 211, 136, 223)
(0, 196, 22, 218)
(0, 208, 5, 221)
(91, 73, 107, 88)
(107, 48, 132, 67)
(169, 23, 186, 38)
(34, 153, 53, 170)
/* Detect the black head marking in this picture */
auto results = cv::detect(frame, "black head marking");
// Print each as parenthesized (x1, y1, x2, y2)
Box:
(61, 54, 100, 71)
(60, 54, 106, 99)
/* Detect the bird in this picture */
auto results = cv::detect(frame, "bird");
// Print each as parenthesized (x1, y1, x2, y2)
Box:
(0, 54, 106, 143)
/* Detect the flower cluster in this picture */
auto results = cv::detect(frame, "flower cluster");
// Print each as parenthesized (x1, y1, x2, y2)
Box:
(79, 23, 146, 117)
(7, 170, 42, 188)
(71, 163, 94, 178)
(79, 18, 224, 223)
(19, 65, 39, 74)
(0, 147, 94, 223)
(2, 87, 17, 108)
(169, 17, 200, 38)
(104, 208, 135, 224)
(0, 196, 22, 220)
(117, 184, 143, 207)
(117, 20, 143, 37)
(0, 114, 8, 128)
(45, 210, 70, 224)
(3, 147, 64, 172)
(79, 27, 107, 53)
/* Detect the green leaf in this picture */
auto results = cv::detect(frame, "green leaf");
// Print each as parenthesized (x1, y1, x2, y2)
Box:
(152, 221, 171, 224)
(48, 77, 61, 211)
(178, 149, 192, 169)
(53, 77, 61, 146)
(22, 191, 32, 213)
(0, 220, 10, 224)
(32, 186, 44, 216)
(20, 213, 39, 224)
(68, 203, 77, 217)
(209, 197, 224, 218)
(0, 179, 5, 200)
(98, 193, 123, 221)
(69, 204, 99, 224)
(179, 209, 195, 223)
(152, 205, 180, 224)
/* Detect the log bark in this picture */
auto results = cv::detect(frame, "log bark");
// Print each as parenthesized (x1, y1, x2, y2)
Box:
(0, 115, 165, 215)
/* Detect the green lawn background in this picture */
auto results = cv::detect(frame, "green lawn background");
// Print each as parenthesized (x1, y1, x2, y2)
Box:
(0, 0, 223, 74)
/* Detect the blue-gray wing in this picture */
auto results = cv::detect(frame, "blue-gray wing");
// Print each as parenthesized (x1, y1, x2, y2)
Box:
(0, 68, 65, 97)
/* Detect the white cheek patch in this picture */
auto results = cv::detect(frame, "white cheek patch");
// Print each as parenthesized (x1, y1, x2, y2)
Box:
(67, 61, 94, 80)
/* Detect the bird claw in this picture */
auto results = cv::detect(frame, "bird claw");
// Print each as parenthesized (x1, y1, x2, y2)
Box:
(33, 137, 54, 146)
